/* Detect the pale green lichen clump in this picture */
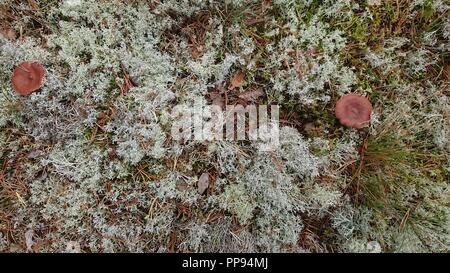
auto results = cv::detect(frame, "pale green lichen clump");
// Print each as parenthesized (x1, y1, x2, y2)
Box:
(0, 0, 448, 253)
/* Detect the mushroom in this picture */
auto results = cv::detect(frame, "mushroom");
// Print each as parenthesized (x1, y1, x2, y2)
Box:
(11, 61, 46, 95)
(335, 93, 373, 129)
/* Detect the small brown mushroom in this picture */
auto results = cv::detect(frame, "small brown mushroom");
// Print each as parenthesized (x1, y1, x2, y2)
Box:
(11, 61, 46, 95)
(335, 93, 373, 129)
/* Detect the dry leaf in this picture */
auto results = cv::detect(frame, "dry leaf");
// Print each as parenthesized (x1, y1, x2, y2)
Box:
(27, 150, 41, 159)
(237, 87, 265, 102)
(444, 64, 450, 83)
(190, 45, 204, 59)
(0, 28, 17, 40)
(229, 71, 245, 90)
(261, 0, 270, 12)
(198, 173, 209, 194)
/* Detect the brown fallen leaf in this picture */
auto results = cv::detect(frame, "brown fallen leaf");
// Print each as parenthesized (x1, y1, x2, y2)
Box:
(0, 28, 17, 40)
(261, 0, 270, 12)
(198, 173, 209, 194)
(444, 64, 450, 83)
(237, 87, 265, 102)
(27, 150, 42, 159)
(229, 71, 245, 90)
(190, 44, 204, 59)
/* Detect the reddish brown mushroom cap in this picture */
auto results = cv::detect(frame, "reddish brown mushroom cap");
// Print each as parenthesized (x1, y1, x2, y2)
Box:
(11, 61, 46, 95)
(335, 93, 373, 129)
